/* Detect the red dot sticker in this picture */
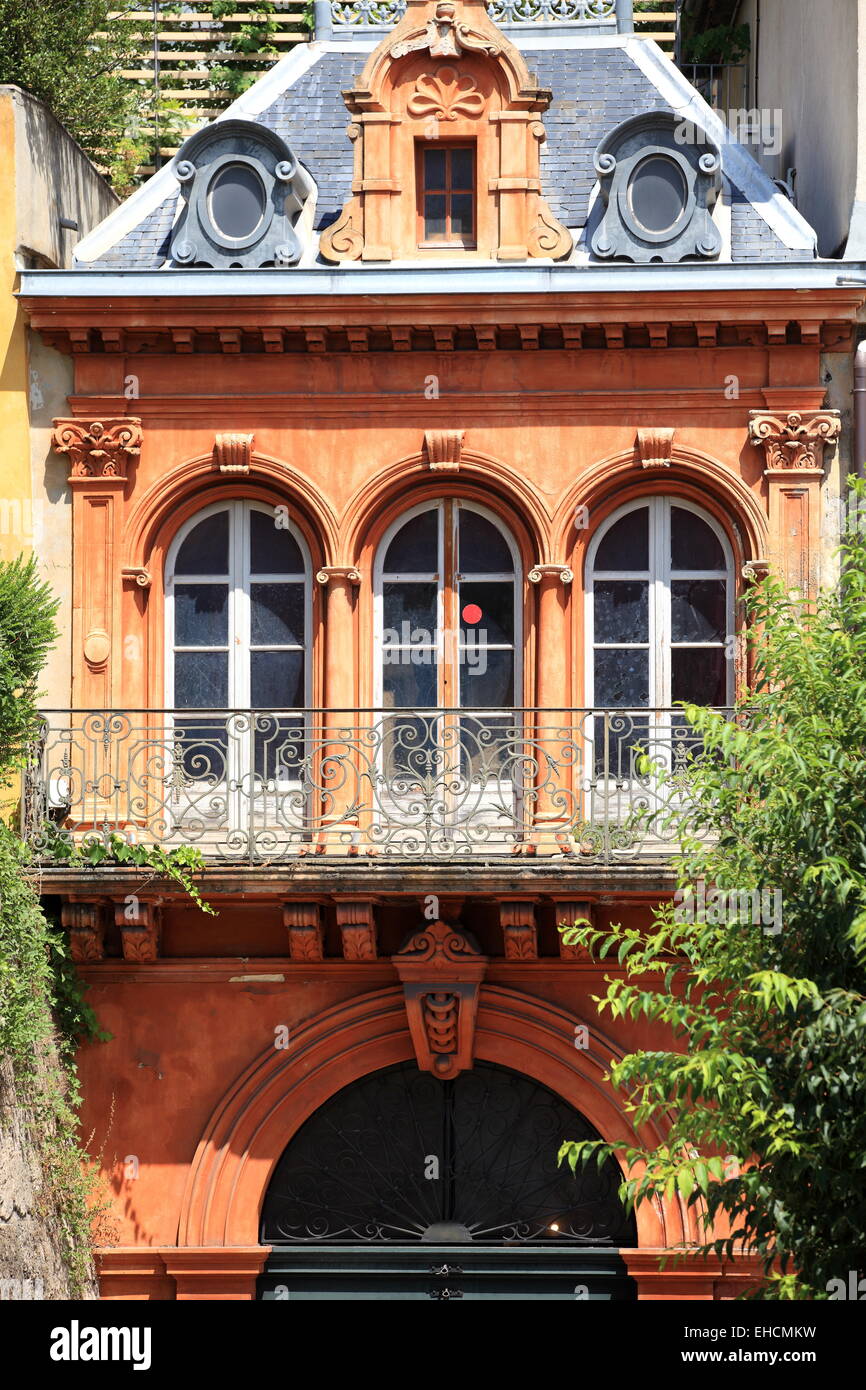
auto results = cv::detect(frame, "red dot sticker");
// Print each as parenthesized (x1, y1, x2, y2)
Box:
(462, 604, 483, 625)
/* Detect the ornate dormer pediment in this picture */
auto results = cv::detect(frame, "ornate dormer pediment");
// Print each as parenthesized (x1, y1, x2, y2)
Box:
(320, 0, 572, 264)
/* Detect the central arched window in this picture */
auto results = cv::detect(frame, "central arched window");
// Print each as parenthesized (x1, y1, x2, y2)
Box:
(374, 499, 520, 713)
(373, 500, 521, 842)
(165, 500, 312, 810)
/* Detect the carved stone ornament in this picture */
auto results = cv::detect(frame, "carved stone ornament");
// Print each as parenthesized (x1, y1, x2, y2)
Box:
(336, 901, 378, 960)
(528, 564, 574, 585)
(499, 901, 538, 959)
(283, 902, 325, 961)
(391, 1, 500, 59)
(392, 919, 488, 1079)
(62, 902, 105, 962)
(424, 428, 464, 469)
(53, 418, 142, 481)
(408, 66, 484, 120)
(590, 112, 722, 265)
(169, 119, 315, 269)
(213, 432, 254, 473)
(114, 901, 162, 963)
(748, 411, 842, 473)
(636, 427, 675, 468)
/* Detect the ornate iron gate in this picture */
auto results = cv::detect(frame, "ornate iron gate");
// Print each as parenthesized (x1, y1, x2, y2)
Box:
(259, 1062, 637, 1300)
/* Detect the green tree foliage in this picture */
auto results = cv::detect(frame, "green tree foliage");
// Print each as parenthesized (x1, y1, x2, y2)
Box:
(0, 553, 59, 779)
(0, 0, 138, 168)
(560, 486, 866, 1299)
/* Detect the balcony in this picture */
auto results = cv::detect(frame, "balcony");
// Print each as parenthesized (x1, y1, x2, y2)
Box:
(23, 707, 713, 872)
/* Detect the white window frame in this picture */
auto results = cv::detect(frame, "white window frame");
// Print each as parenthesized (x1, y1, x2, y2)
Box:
(373, 497, 522, 711)
(585, 496, 735, 712)
(163, 500, 313, 840)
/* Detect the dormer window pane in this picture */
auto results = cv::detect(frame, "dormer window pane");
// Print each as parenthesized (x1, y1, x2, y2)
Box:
(419, 144, 476, 246)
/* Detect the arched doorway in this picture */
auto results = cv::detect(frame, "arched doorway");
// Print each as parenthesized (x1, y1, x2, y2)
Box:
(258, 1061, 637, 1301)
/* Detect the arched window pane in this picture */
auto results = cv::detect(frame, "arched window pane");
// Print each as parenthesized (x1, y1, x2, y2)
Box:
(174, 584, 228, 647)
(384, 509, 438, 573)
(459, 509, 514, 573)
(459, 581, 514, 645)
(671, 581, 726, 643)
(594, 582, 648, 644)
(250, 584, 305, 647)
(595, 507, 648, 571)
(250, 508, 304, 575)
(175, 510, 229, 575)
(671, 507, 725, 571)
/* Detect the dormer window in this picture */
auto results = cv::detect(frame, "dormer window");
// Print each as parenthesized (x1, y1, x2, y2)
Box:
(417, 144, 476, 248)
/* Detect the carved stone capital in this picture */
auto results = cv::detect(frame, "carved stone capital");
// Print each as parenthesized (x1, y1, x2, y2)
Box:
(424, 428, 464, 470)
(749, 411, 841, 473)
(114, 900, 162, 962)
(62, 902, 105, 962)
(636, 427, 675, 469)
(283, 902, 324, 961)
(213, 432, 254, 473)
(53, 418, 142, 481)
(316, 566, 362, 586)
(528, 564, 574, 586)
(392, 920, 488, 1079)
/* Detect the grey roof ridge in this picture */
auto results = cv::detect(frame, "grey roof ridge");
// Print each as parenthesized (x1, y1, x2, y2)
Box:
(73, 37, 376, 267)
(624, 36, 817, 255)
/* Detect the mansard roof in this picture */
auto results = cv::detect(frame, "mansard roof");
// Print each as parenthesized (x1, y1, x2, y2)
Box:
(74, 20, 816, 271)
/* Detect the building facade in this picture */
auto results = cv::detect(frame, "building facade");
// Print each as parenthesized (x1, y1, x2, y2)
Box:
(16, 0, 865, 1299)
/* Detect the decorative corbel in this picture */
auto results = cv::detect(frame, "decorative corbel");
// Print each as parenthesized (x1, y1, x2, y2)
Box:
(742, 559, 770, 586)
(121, 567, 152, 590)
(62, 902, 105, 963)
(392, 919, 488, 1079)
(498, 900, 538, 960)
(336, 900, 378, 960)
(636, 428, 675, 469)
(283, 902, 324, 961)
(551, 900, 595, 961)
(114, 901, 162, 963)
(424, 429, 464, 471)
(213, 432, 254, 474)
(52, 418, 142, 481)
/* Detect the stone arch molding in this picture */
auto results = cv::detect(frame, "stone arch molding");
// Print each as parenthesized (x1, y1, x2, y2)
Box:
(123, 450, 341, 575)
(320, 0, 572, 264)
(177, 984, 692, 1250)
(552, 444, 771, 564)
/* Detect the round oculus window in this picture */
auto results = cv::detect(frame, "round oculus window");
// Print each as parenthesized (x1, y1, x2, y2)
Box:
(628, 155, 688, 235)
(208, 162, 266, 241)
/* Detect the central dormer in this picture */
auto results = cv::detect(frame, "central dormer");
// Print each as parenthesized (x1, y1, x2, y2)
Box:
(320, 0, 573, 262)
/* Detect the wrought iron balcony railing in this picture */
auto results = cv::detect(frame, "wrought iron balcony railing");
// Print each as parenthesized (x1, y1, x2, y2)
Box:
(23, 708, 715, 867)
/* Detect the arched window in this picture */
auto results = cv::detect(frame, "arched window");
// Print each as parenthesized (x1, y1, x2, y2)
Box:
(586, 497, 734, 711)
(374, 499, 520, 713)
(372, 499, 522, 847)
(164, 501, 312, 825)
(166, 500, 311, 710)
